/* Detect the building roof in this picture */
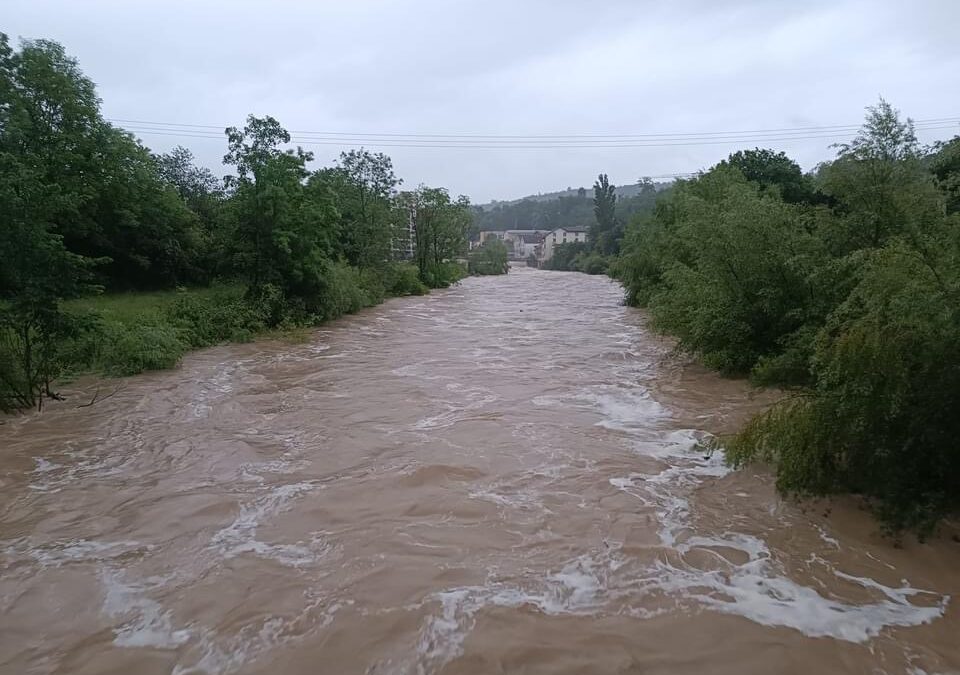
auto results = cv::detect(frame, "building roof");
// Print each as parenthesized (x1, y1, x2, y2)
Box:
(565, 226, 589, 233)
(519, 232, 543, 243)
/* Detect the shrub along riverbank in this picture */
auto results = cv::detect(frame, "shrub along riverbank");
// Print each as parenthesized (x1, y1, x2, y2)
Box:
(58, 261, 445, 379)
(615, 101, 960, 536)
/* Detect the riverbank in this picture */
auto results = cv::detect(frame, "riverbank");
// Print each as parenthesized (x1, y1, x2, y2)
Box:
(54, 264, 444, 386)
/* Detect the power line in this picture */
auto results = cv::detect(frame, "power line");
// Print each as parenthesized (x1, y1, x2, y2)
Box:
(115, 123, 960, 149)
(108, 116, 960, 141)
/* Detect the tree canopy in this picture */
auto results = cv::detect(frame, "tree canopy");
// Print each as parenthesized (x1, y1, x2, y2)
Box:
(617, 100, 960, 534)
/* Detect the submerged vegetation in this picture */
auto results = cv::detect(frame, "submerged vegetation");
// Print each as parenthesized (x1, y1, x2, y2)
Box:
(616, 101, 960, 535)
(0, 34, 479, 411)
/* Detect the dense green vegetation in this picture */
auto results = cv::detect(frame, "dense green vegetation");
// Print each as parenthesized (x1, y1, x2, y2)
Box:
(541, 241, 608, 275)
(468, 238, 509, 275)
(0, 34, 476, 411)
(616, 100, 960, 534)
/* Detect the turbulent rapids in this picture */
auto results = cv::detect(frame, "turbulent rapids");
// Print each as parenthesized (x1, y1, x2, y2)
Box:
(1, 267, 957, 674)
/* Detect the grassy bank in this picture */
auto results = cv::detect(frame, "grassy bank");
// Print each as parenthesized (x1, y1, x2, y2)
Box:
(55, 262, 438, 381)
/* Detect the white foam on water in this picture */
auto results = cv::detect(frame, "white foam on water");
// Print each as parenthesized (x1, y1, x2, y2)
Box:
(411, 552, 618, 673)
(607, 475, 653, 506)
(170, 594, 350, 675)
(237, 456, 308, 483)
(412, 387, 499, 431)
(210, 482, 323, 566)
(2, 538, 150, 573)
(533, 385, 665, 433)
(32, 457, 62, 473)
(532, 369, 951, 646)
(100, 570, 191, 649)
(638, 555, 947, 643)
(608, 430, 950, 642)
(190, 364, 237, 419)
(391, 362, 453, 382)
(27, 446, 136, 493)
(815, 524, 841, 549)
(468, 487, 542, 511)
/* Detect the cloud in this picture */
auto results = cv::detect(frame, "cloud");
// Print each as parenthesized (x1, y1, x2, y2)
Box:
(5, 0, 959, 201)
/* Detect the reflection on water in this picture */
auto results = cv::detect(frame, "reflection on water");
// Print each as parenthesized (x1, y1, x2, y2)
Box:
(1, 266, 957, 674)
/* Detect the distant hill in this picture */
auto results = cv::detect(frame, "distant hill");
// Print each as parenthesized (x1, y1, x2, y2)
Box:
(477, 181, 669, 211)
(472, 180, 668, 235)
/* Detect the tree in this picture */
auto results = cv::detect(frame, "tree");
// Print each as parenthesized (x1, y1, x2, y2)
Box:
(819, 98, 937, 251)
(615, 97, 960, 533)
(222, 115, 338, 320)
(592, 173, 619, 255)
(328, 149, 399, 269)
(401, 186, 470, 287)
(75, 127, 202, 288)
(468, 238, 509, 275)
(928, 136, 960, 215)
(719, 148, 815, 204)
(156, 145, 224, 222)
(0, 34, 101, 409)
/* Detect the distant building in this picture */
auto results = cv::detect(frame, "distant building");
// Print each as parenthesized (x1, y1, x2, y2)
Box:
(514, 231, 545, 259)
(502, 230, 549, 259)
(538, 226, 588, 264)
(476, 230, 550, 259)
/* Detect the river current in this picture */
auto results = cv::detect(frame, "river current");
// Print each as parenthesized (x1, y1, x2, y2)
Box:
(1, 266, 957, 674)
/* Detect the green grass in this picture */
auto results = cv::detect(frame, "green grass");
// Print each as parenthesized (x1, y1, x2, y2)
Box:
(61, 283, 259, 377)
(65, 284, 242, 325)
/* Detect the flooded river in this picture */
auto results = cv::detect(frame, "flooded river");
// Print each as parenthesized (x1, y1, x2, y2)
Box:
(1, 267, 958, 674)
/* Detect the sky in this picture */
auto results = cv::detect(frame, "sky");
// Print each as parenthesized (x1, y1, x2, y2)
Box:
(5, 0, 960, 203)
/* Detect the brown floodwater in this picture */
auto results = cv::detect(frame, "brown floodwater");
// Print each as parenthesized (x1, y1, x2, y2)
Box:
(1, 266, 958, 675)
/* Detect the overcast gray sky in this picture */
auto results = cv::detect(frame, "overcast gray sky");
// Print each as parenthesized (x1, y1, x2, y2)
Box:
(6, 0, 960, 202)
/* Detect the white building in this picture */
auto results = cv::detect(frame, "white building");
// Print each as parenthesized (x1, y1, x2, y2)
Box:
(502, 230, 549, 259)
(538, 226, 588, 264)
(476, 230, 549, 259)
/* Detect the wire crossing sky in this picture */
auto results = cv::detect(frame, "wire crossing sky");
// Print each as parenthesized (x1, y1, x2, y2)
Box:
(6, 0, 960, 202)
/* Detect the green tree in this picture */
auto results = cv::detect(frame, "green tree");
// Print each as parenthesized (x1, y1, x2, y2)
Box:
(718, 148, 816, 204)
(222, 115, 338, 321)
(928, 136, 960, 215)
(401, 186, 470, 287)
(468, 238, 509, 275)
(327, 149, 399, 269)
(0, 34, 101, 409)
(77, 127, 202, 288)
(592, 173, 618, 254)
(818, 98, 938, 252)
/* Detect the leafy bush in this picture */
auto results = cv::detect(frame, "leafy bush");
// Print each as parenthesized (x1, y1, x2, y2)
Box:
(468, 239, 509, 275)
(97, 320, 185, 376)
(421, 261, 466, 288)
(164, 286, 265, 348)
(625, 169, 822, 376)
(543, 241, 588, 271)
(616, 101, 960, 533)
(728, 238, 960, 535)
(321, 262, 374, 320)
(575, 252, 610, 275)
(382, 263, 429, 296)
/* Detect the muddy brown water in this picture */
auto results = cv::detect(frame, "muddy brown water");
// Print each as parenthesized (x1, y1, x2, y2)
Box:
(1, 267, 958, 674)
